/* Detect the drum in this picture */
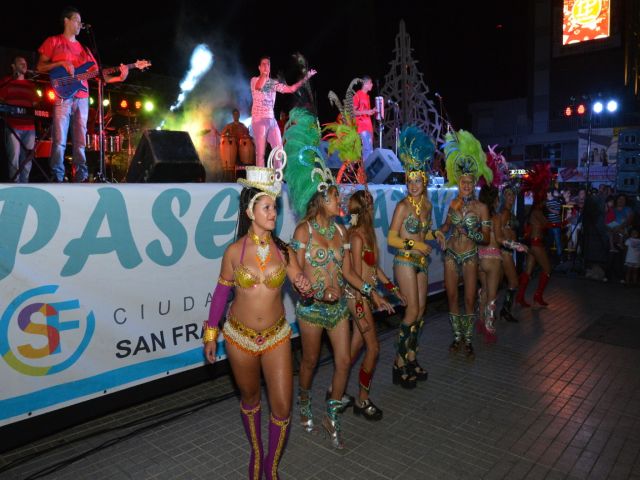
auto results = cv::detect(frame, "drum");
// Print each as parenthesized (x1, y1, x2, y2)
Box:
(86, 134, 100, 151)
(35, 140, 52, 158)
(219, 134, 238, 171)
(238, 136, 255, 165)
(106, 135, 122, 153)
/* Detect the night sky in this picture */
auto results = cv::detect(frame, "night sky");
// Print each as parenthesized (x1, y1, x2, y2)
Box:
(1, 1, 530, 128)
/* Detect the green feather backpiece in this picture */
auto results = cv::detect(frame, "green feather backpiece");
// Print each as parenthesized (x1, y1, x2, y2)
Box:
(283, 107, 334, 218)
(443, 129, 493, 186)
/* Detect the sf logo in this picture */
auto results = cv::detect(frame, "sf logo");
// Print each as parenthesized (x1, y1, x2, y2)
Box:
(0, 285, 95, 376)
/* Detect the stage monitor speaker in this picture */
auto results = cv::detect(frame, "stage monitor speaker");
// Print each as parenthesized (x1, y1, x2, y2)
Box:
(365, 148, 404, 184)
(126, 130, 205, 183)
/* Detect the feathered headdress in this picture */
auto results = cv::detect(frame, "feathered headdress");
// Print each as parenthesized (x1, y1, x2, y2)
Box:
(481, 144, 509, 188)
(283, 107, 335, 217)
(322, 121, 362, 165)
(398, 126, 435, 182)
(521, 162, 552, 205)
(443, 129, 492, 186)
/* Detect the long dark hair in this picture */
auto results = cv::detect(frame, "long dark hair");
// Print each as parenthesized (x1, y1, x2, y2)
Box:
(479, 185, 499, 216)
(301, 185, 338, 224)
(347, 190, 377, 258)
(238, 187, 289, 264)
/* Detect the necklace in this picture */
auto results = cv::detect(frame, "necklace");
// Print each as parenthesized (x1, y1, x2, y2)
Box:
(249, 230, 271, 272)
(311, 219, 336, 240)
(461, 195, 473, 215)
(408, 194, 423, 216)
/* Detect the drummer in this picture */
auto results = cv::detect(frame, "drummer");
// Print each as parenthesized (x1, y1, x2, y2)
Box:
(221, 108, 251, 143)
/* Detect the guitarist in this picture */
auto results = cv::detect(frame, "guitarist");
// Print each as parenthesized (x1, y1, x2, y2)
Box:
(37, 6, 128, 183)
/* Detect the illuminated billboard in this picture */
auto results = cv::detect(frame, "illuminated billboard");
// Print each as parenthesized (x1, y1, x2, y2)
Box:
(563, 0, 611, 45)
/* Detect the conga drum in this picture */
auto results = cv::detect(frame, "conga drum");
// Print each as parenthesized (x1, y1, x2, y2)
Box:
(238, 135, 255, 166)
(219, 134, 238, 172)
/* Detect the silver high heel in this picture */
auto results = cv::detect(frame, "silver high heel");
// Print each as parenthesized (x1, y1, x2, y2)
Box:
(322, 399, 344, 449)
(298, 388, 315, 433)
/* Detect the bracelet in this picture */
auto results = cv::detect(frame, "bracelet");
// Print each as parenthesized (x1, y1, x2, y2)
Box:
(466, 229, 484, 243)
(403, 239, 415, 250)
(384, 282, 400, 295)
(202, 323, 219, 344)
(360, 282, 373, 297)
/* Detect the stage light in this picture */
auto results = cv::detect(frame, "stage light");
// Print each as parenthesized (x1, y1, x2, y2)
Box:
(135, 100, 142, 110)
(577, 104, 586, 115)
(36, 89, 42, 97)
(606, 100, 618, 113)
(120, 99, 128, 109)
(144, 101, 154, 112)
(103, 99, 110, 107)
(46, 89, 55, 101)
(89, 97, 94, 105)
(593, 101, 603, 113)
(564, 106, 573, 117)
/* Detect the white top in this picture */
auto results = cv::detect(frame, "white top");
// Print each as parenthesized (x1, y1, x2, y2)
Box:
(625, 237, 640, 264)
(250, 77, 290, 119)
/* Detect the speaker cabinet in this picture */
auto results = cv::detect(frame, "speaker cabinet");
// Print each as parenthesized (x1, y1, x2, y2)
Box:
(126, 130, 205, 183)
(365, 148, 405, 184)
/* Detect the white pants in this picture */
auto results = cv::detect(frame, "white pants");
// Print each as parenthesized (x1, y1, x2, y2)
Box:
(251, 117, 281, 167)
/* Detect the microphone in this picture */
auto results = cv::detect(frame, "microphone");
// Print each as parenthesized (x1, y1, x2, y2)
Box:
(81, 23, 92, 30)
(434, 92, 442, 98)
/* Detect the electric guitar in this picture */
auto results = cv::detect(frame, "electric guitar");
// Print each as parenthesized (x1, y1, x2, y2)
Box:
(49, 59, 151, 99)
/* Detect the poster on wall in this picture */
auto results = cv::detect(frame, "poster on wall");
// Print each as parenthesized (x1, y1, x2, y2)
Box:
(577, 127, 618, 167)
(563, 0, 611, 45)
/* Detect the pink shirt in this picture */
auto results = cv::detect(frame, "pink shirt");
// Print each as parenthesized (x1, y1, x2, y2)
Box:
(38, 35, 96, 99)
(353, 90, 373, 134)
(250, 77, 291, 120)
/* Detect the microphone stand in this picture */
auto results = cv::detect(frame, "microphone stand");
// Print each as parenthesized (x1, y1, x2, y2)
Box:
(83, 25, 108, 183)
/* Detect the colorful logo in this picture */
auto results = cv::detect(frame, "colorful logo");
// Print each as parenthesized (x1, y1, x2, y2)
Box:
(0, 285, 95, 376)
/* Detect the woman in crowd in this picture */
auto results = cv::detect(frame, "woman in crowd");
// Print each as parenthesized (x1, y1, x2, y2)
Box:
(284, 108, 393, 449)
(347, 189, 406, 419)
(387, 126, 435, 388)
(435, 130, 492, 359)
(203, 149, 313, 480)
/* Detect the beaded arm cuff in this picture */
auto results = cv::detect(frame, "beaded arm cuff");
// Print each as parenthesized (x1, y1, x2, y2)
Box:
(384, 281, 400, 295)
(289, 239, 304, 252)
(360, 282, 373, 298)
(202, 324, 219, 344)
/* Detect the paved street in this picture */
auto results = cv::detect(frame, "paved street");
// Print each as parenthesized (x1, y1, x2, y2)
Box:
(1, 276, 639, 480)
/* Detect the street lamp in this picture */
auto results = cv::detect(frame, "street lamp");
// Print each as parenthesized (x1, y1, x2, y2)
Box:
(581, 98, 618, 267)
(585, 98, 618, 192)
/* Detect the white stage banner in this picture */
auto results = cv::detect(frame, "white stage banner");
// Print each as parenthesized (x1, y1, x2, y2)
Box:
(0, 183, 455, 426)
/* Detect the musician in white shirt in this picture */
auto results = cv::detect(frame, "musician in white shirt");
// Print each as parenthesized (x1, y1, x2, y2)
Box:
(250, 56, 316, 167)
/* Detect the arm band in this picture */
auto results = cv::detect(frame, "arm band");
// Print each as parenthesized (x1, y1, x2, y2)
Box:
(387, 230, 428, 251)
(206, 278, 232, 330)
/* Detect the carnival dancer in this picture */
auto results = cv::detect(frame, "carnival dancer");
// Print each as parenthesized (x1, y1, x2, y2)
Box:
(284, 107, 393, 449)
(477, 185, 527, 343)
(516, 164, 553, 307)
(387, 126, 436, 388)
(435, 130, 492, 359)
(251, 55, 316, 167)
(346, 190, 406, 419)
(499, 185, 521, 321)
(203, 148, 313, 480)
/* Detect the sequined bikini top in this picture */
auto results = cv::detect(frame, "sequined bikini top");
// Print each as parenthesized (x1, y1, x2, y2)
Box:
(233, 236, 286, 289)
(450, 210, 480, 230)
(403, 212, 431, 235)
